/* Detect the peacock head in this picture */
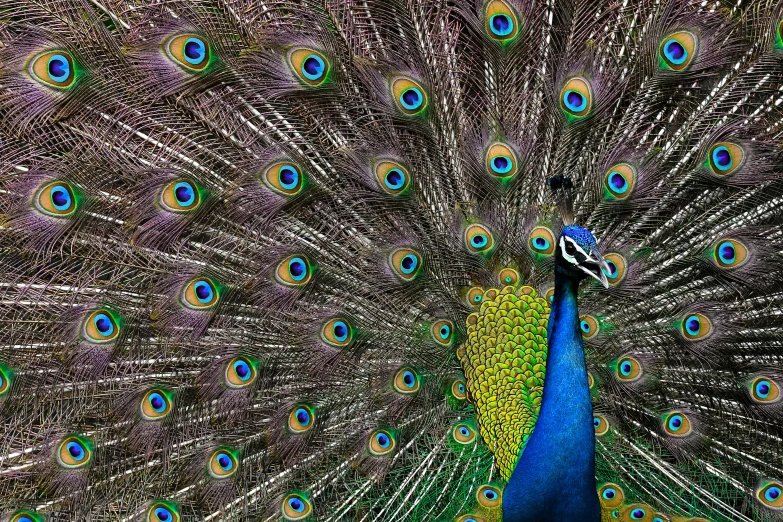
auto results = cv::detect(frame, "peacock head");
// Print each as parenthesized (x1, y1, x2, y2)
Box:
(556, 224, 610, 288)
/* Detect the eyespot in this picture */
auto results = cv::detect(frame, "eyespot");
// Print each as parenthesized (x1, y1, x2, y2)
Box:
(598, 483, 624, 507)
(374, 160, 411, 196)
(224, 356, 257, 389)
(750, 377, 781, 403)
(282, 493, 312, 520)
(707, 142, 744, 176)
(56, 435, 92, 469)
(712, 238, 749, 269)
(165, 34, 210, 71)
(465, 224, 495, 254)
(680, 312, 712, 341)
(615, 356, 642, 382)
(455, 517, 486, 522)
(29, 50, 76, 89)
(320, 318, 353, 347)
(484, 0, 519, 41)
(467, 287, 484, 306)
(529, 226, 556, 255)
(451, 378, 467, 399)
(288, 405, 315, 433)
(579, 315, 599, 339)
(276, 255, 312, 286)
(389, 248, 422, 281)
(181, 277, 219, 309)
(390, 76, 428, 115)
(369, 429, 396, 455)
(262, 162, 305, 197)
(498, 268, 519, 286)
(208, 449, 238, 479)
(287, 47, 330, 86)
(663, 411, 692, 437)
(559, 77, 592, 118)
(593, 414, 609, 436)
(758, 482, 783, 509)
(625, 504, 650, 520)
(160, 178, 201, 213)
(612, 510, 620, 519)
(10, 511, 43, 522)
(603, 253, 627, 284)
(81, 309, 120, 344)
(147, 502, 180, 522)
(452, 423, 477, 444)
(34, 180, 79, 218)
(659, 31, 697, 71)
(140, 388, 173, 421)
(394, 367, 420, 394)
(544, 287, 554, 303)
(476, 485, 502, 507)
(485, 143, 519, 178)
(603, 163, 636, 200)
(431, 319, 454, 346)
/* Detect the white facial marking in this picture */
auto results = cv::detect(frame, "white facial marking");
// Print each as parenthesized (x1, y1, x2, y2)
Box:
(559, 236, 589, 265)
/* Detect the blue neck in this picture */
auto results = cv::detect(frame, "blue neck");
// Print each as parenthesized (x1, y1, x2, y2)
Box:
(502, 272, 600, 522)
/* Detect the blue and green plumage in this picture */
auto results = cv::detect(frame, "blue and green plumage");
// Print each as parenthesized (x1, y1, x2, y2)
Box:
(1, 0, 783, 521)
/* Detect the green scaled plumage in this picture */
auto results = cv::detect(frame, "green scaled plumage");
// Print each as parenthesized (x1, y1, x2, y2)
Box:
(0, 1, 783, 521)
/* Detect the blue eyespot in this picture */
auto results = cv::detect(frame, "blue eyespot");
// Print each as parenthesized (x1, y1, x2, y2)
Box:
(194, 281, 214, 303)
(607, 171, 629, 194)
(580, 320, 591, 333)
(766, 486, 782, 502)
(173, 181, 196, 207)
(216, 452, 233, 471)
(288, 497, 305, 512)
(154, 507, 173, 521)
(233, 360, 251, 381)
(301, 54, 325, 81)
(400, 253, 418, 274)
(148, 392, 166, 413)
(612, 510, 620, 519)
(563, 90, 587, 112)
(473, 295, 482, 302)
(278, 165, 300, 191)
(295, 408, 311, 427)
(604, 260, 618, 279)
(484, 490, 497, 500)
(399, 88, 423, 111)
(458, 383, 466, 393)
(376, 432, 390, 448)
(532, 236, 550, 251)
(490, 155, 513, 174)
(718, 241, 736, 264)
(619, 362, 632, 377)
(93, 313, 115, 337)
(183, 37, 207, 65)
(471, 234, 488, 248)
(668, 414, 683, 431)
(630, 508, 646, 520)
(332, 320, 349, 342)
(402, 370, 416, 388)
(489, 14, 513, 37)
(47, 54, 71, 83)
(663, 39, 687, 65)
(711, 146, 732, 171)
(593, 417, 601, 428)
(755, 380, 772, 399)
(653, 518, 665, 522)
(602, 488, 616, 500)
(384, 168, 406, 190)
(66, 441, 85, 461)
(288, 257, 307, 281)
(439, 324, 451, 340)
(50, 185, 72, 210)
(684, 315, 701, 336)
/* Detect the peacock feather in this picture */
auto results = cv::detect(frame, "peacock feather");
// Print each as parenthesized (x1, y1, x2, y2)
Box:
(0, 0, 783, 521)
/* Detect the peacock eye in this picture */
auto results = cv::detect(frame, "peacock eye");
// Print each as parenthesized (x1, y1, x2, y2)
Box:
(321, 318, 353, 347)
(393, 367, 420, 394)
(603, 163, 636, 199)
(659, 31, 697, 71)
(559, 77, 592, 118)
(165, 34, 210, 71)
(476, 485, 502, 507)
(389, 248, 421, 280)
(148, 502, 180, 522)
(82, 309, 120, 343)
(288, 405, 315, 433)
(160, 179, 201, 212)
(593, 414, 609, 436)
(465, 224, 495, 254)
(680, 312, 712, 341)
(452, 423, 476, 444)
(451, 378, 467, 399)
(529, 226, 556, 255)
(498, 268, 519, 286)
(282, 493, 312, 520)
(602, 253, 626, 284)
(758, 482, 783, 508)
(369, 429, 395, 455)
(262, 162, 305, 196)
(140, 389, 173, 421)
(663, 411, 692, 437)
(56, 435, 92, 469)
(580, 315, 599, 339)
(598, 483, 624, 507)
(626, 505, 649, 520)
(707, 142, 744, 176)
(750, 377, 781, 403)
(10, 511, 43, 522)
(35, 180, 79, 217)
(208, 449, 238, 479)
(485, 143, 519, 178)
(616, 356, 642, 382)
(287, 47, 330, 86)
(29, 50, 76, 88)
(375, 160, 411, 196)
(431, 319, 454, 346)
(390, 76, 428, 115)
(224, 356, 257, 388)
(181, 278, 219, 309)
(712, 238, 749, 269)
(467, 287, 484, 306)
(276, 255, 312, 286)
(484, 0, 519, 41)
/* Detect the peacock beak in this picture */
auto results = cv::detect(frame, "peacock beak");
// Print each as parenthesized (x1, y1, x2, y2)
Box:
(578, 249, 610, 289)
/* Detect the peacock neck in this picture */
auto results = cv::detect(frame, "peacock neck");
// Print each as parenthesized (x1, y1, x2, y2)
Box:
(502, 271, 600, 522)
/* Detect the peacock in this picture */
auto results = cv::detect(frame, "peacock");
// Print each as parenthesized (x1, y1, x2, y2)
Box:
(1, 0, 783, 520)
